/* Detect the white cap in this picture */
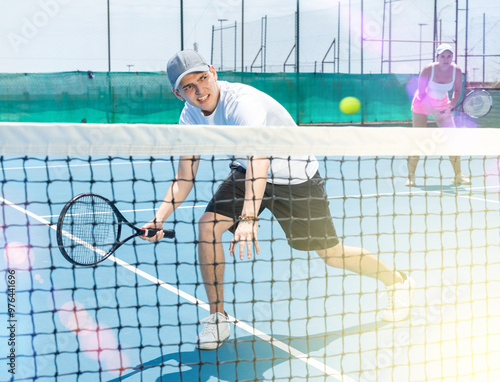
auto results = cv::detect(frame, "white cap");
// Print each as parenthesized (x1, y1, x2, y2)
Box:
(436, 43, 454, 55)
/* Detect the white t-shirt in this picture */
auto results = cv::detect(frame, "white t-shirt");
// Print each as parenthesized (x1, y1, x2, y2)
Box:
(179, 81, 319, 185)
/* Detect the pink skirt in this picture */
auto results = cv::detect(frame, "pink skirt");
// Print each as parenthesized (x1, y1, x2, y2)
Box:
(411, 90, 451, 115)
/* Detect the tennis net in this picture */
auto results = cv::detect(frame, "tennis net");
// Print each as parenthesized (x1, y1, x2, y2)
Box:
(1, 122, 500, 381)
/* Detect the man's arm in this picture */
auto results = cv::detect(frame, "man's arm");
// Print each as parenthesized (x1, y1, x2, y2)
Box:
(229, 156, 270, 260)
(142, 155, 200, 241)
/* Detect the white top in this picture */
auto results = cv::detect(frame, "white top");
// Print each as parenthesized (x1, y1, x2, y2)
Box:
(179, 81, 319, 185)
(426, 64, 456, 99)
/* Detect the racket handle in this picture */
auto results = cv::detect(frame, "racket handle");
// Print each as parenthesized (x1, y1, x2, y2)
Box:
(162, 229, 175, 239)
(143, 228, 175, 239)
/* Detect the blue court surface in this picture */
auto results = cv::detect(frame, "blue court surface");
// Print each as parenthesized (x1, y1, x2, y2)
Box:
(1, 155, 500, 381)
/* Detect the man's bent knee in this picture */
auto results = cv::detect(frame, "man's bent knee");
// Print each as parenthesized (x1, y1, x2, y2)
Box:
(317, 242, 344, 260)
(198, 212, 233, 240)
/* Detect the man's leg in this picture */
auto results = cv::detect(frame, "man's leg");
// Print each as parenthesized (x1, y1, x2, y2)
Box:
(198, 212, 234, 314)
(316, 242, 415, 321)
(316, 242, 402, 287)
(196, 212, 234, 350)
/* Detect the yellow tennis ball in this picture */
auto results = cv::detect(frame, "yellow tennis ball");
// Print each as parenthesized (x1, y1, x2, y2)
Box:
(339, 96, 361, 115)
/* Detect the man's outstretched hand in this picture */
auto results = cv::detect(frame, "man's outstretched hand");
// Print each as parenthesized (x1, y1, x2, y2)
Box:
(229, 220, 260, 260)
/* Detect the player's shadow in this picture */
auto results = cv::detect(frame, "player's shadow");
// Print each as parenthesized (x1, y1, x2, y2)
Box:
(414, 184, 460, 192)
(111, 320, 391, 382)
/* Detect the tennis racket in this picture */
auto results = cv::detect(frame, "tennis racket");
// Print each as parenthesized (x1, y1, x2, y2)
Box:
(57, 193, 175, 266)
(453, 89, 493, 119)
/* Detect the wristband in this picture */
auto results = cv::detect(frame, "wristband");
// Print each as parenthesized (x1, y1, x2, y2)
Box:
(239, 215, 260, 221)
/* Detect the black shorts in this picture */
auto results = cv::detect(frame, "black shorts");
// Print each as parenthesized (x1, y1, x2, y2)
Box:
(205, 165, 339, 251)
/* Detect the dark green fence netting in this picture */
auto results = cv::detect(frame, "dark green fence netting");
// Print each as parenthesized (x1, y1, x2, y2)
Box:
(0, 71, 481, 125)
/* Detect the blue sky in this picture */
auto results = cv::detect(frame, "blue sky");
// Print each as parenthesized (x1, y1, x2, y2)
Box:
(0, 0, 498, 79)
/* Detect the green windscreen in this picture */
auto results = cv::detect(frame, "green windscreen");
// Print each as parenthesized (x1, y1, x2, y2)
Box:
(0, 71, 479, 125)
(223, 72, 416, 124)
(0, 72, 181, 124)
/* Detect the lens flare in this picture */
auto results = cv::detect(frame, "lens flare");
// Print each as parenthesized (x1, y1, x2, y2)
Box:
(59, 301, 93, 333)
(59, 301, 129, 373)
(78, 325, 129, 372)
(484, 158, 500, 189)
(3, 241, 33, 270)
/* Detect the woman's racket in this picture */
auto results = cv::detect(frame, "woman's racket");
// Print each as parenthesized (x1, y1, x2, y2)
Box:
(57, 193, 174, 266)
(453, 89, 493, 119)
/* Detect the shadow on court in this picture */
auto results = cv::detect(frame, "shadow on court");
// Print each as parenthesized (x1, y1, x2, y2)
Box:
(111, 320, 391, 382)
(413, 184, 463, 192)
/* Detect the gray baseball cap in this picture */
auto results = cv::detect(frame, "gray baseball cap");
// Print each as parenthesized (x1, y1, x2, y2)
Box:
(167, 50, 210, 90)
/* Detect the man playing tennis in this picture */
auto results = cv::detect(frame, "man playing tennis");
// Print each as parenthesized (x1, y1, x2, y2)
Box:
(143, 50, 415, 350)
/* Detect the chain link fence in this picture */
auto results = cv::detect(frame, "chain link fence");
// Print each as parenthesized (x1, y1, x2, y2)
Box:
(1, 0, 498, 84)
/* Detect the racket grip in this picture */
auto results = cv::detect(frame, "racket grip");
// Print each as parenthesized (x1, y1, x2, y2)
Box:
(162, 229, 175, 239)
(143, 228, 175, 239)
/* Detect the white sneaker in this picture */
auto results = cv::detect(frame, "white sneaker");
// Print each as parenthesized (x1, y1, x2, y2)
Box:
(452, 172, 471, 185)
(197, 312, 230, 350)
(382, 272, 415, 322)
(405, 175, 416, 187)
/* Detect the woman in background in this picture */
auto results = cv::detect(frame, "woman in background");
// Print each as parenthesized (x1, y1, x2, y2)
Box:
(407, 43, 471, 187)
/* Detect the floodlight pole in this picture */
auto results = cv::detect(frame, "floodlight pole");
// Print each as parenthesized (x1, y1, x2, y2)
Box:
(455, 0, 458, 64)
(107, 0, 111, 72)
(388, 0, 392, 73)
(482, 13, 485, 84)
(337, 1, 341, 73)
(465, 0, 469, 84)
(418, 23, 427, 72)
(361, 0, 364, 75)
(348, 0, 351, 73)
(180, 0, 184, 50)
(433, 0, 437, 57)
(295, 0, 300, 123)
(241, 0, 245, 71)
(218, 19, 228, 70)
(296, 0, 299, 73)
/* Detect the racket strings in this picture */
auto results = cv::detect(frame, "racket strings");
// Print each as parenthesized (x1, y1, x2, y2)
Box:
(463, 92, 492, 117)
(60, 195, 119, 264)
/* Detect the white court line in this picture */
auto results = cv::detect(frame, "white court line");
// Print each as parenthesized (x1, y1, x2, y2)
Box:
(39, 205, 207, 219)
(27, 184, 500, 220)
(0, 196, 356, 382)
(327, 185, 500, 200)
(1, 157, 222, 171)
(1, 161, 155, 171)
(441, 192, 500, 204)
